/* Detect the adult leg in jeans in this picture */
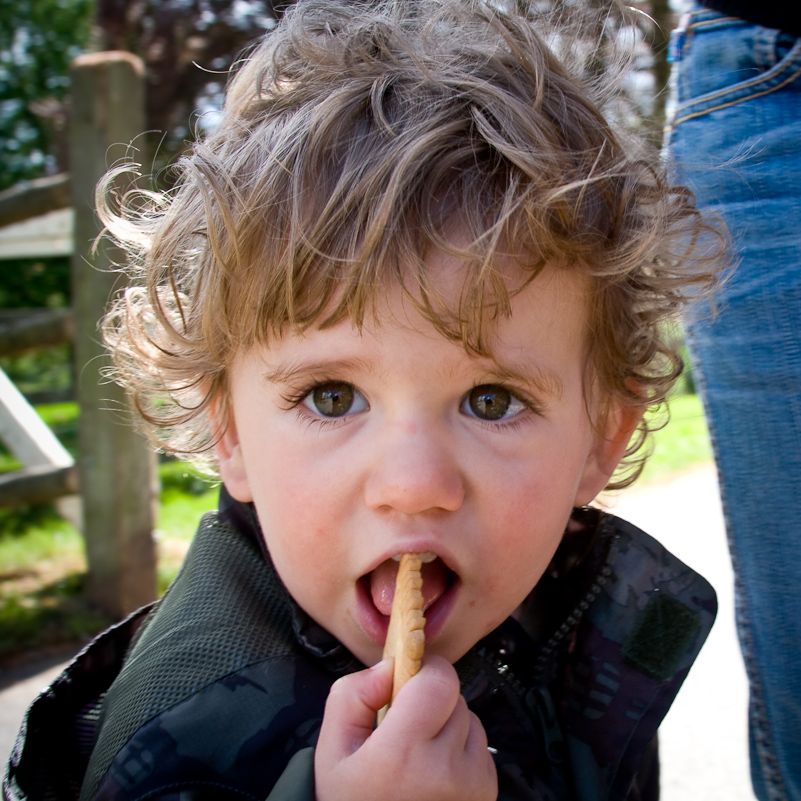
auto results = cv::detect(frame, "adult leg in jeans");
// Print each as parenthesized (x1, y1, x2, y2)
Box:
(665, 7, 801, 800)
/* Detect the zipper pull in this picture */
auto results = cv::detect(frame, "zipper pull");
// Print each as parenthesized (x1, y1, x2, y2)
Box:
(526, 686, 566, 764)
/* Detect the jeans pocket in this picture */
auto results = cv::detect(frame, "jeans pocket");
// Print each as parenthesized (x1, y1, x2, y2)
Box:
(668, 11, 801, 129)
(775, 31, 800, 63)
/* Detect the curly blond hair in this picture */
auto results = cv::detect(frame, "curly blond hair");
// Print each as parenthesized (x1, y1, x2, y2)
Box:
(101, 0, 725, 486)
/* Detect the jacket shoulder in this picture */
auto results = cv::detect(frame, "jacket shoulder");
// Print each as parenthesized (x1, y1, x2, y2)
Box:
(81, 512, 327, 800)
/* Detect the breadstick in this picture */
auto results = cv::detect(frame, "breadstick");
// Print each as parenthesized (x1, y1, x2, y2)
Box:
(376, 552, 425, 724)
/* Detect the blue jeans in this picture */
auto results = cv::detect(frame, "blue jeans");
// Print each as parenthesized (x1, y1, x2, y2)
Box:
(665, 7, 801, 800)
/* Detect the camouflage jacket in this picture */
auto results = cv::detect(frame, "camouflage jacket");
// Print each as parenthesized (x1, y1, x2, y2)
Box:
(4, 500, 716, 801)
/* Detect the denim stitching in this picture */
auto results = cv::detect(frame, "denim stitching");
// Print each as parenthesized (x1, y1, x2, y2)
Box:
(672, 62, 801, 127)
(668, 12, 801, 130)
(754, 27, 770, 71)
(737, 566, 786, 801)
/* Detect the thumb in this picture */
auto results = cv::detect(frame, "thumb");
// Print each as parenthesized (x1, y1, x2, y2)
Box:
(320, 658, 394, 756)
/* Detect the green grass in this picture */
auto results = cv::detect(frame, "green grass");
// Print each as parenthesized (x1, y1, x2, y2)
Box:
(0, 574, 110, 660)
(0, 455, 219, 662)
(156, 463, 219, 591)
(0, 508, 107, 659)
(0, 510, 83, 568)
(157, 459, 219, 539)
(639, 393, 713, 484)
(0, 392, 714, 662)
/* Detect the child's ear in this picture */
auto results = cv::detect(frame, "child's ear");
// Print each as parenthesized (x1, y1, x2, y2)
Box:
(574, 402, 644, 507)
(212, 407, 254, 503)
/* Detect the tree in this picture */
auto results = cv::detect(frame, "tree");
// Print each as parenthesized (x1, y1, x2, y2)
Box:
(1, 0, 676, 196)
(0, 0, 94, 192)
(95, 0, 285, 179)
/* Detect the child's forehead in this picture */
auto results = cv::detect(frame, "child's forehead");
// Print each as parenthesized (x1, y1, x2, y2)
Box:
(251, 262, 591, 380)
(314, 222, 587, 325)
(224, 201, 596, 375)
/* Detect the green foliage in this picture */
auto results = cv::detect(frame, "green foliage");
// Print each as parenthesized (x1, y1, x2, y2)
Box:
(0, 513, 81, 569)
(0, 257, 71, 308)
(0, 0, 83, 410)
(0, 345, 74, 400)
(0, 502, 65, 537)
(158, 485, 218, 542)
(0, 254, 74, 403)
(29, 400, 78, 430)
(157, 458, 219, 544)
(159, 457, 215, 498)
(0, 0, 95, 191)
(29, 400, 78, 455)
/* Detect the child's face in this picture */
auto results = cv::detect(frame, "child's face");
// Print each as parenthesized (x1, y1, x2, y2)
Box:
(216, 254, 635, 667)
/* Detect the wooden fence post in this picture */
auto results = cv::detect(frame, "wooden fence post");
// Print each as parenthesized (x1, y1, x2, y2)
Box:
(69, 51, 158, 618)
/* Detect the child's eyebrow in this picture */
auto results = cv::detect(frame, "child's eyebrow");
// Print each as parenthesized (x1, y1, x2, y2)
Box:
(260, 356, 564, 399)
(260, 357, 377, 385)
(481, 361, 565, 401)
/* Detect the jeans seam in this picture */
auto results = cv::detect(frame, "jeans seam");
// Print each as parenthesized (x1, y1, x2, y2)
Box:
(671, 61, 801, 127)
(735, 569, 787, 801)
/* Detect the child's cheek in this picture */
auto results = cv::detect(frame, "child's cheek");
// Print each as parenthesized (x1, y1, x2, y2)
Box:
(250, 441, 352, 568)
(491, 467, 572, 534)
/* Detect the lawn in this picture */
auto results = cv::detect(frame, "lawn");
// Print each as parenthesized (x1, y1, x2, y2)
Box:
(0, 392, 713, 663)
(0, 455, 219, 663)
(639, 392, 713, 484)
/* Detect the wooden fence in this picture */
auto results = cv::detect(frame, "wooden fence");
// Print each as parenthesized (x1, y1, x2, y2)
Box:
(0, 52, 157, 619)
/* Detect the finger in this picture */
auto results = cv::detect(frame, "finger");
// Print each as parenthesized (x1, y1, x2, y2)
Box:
(464, 709, 490, 756)
(430, 693, 472, 751)
(386, 655, 461, 740)
(465, 713, 498, 797)
(320, 658, 394, 756)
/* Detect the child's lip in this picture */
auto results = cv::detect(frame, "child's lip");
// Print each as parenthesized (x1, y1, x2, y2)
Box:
(364, 544, 458, 577)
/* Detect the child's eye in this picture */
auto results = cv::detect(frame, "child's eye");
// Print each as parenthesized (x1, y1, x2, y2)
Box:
(461, 384, 527, 421)
(302, 382, 368, 418)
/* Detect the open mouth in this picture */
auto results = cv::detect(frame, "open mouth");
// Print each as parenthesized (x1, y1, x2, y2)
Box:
(358, 554, 459, 645)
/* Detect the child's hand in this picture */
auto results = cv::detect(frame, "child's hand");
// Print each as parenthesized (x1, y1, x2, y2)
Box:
(314, 656, 498, 801)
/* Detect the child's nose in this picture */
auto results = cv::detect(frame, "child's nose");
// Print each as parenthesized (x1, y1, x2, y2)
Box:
(363, 425, 464, 515)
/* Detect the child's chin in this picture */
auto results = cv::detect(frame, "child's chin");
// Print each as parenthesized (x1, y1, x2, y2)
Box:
(343, 635, 385, 669)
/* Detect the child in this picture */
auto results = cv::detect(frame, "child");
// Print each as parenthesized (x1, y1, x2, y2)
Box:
(5, 1, 725, 799)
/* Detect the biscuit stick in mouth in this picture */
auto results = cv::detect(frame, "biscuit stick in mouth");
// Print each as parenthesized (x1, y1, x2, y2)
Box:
(376, 552, 426, 725)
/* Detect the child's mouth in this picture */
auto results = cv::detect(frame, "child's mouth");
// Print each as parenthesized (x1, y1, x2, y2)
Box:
(354, 553, 460, 649)
(366, 554, 455, 618)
